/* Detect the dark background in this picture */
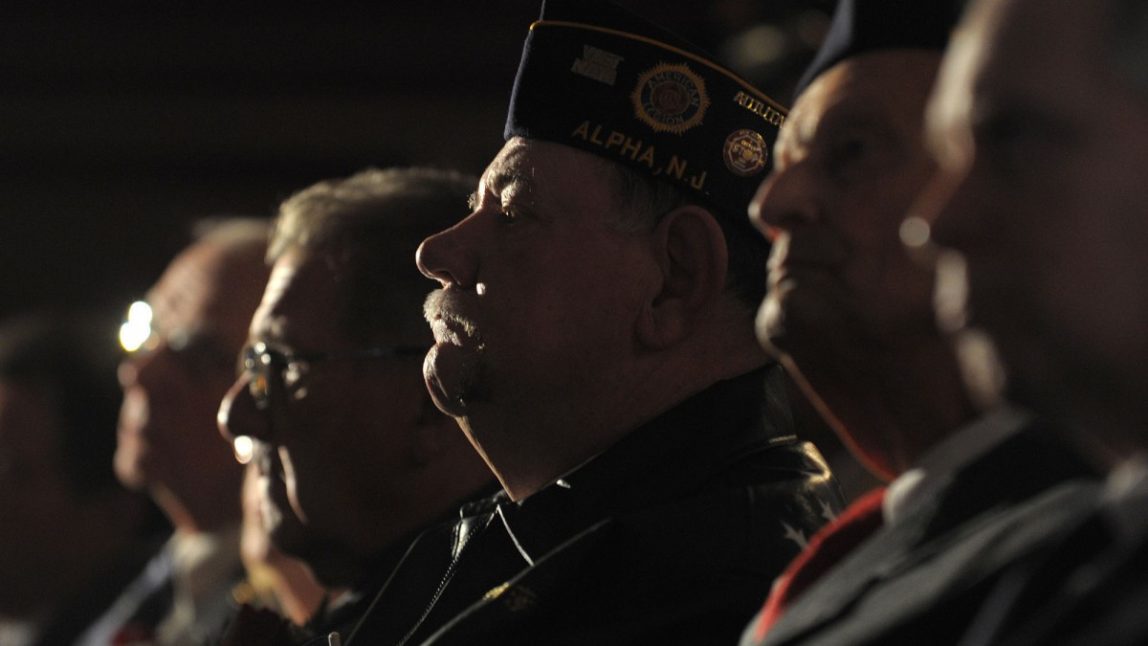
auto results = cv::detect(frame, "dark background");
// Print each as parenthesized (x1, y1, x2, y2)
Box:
(0, 0, 832, 322)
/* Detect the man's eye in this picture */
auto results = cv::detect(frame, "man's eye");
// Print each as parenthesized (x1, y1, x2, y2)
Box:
(817, 132, 873, 184)
(500, 206, 520, 224)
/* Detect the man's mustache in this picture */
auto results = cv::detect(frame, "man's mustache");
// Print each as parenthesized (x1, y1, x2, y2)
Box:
(424, 289, 482, 340)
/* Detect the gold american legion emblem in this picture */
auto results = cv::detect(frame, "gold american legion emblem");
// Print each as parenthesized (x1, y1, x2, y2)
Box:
(723, 129, 768, 177)
(631, 63, 710, 135)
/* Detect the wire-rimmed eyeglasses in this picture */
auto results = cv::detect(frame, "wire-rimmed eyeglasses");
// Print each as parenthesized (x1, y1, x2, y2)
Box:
(241, 341, 426, 410)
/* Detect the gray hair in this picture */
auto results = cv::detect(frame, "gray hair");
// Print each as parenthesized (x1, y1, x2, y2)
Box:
(270, 167, 477, 344)
(601, 160, 771, 311)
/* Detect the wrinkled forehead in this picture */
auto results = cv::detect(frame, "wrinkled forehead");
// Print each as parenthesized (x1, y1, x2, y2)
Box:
(481, 137, 614, 202)
(481, 139, 541, 197)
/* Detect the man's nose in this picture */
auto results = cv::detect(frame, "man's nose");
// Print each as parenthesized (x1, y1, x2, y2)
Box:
(416, 217, 480, 289)
(748, 164, 821, 239)
(217, 373, 269, 448)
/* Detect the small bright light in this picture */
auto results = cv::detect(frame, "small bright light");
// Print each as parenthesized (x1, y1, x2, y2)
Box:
(127, 301, 153, 325)
(475, 282, 487, 296)
(119, 301, 154, 352)
(233, 436, 255, 464)
(899, 216, 932, 249)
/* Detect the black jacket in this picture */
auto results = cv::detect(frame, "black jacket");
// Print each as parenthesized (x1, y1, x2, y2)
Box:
(750, 420, 1100, 646)
(340, 365, 844, 645)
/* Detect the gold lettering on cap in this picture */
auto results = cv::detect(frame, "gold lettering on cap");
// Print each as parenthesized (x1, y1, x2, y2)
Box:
(733, 91, 786, 127)
(571, 120, 702, 182)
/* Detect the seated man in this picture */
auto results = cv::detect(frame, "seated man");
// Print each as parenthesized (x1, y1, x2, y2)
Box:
(920, 0, 1148, 642)
(346, 1, 843, 643)
(111, 218, 271, 644)
(740, 1, 1099, 644)
(0, 314, 166, 646)
(217, 168, 496, 641)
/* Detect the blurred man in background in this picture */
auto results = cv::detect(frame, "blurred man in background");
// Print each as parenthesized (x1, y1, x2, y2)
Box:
(742, 1, 1098, 643)
(922, 0, 1148, 641)
(111, 218, 271, 644)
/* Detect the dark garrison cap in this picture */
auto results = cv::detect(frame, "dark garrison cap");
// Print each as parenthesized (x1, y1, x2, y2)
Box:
(795, 0, 966, 98)
(505, 0, 788, 222)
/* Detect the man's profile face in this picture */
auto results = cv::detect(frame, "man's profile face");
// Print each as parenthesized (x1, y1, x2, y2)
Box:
(417, 137, 656, 469)
(115, 241, 254, 501)
(219, 251, 432, 580)
(751, 51, 942, 367)
(924, 0, 1148, 430)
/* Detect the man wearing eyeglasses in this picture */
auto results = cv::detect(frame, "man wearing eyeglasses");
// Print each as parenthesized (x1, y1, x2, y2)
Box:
(112, 218, 271, 645)
(216, 168, 495, 642)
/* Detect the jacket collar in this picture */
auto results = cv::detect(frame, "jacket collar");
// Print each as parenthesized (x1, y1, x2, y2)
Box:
(478, 364, 790, 564)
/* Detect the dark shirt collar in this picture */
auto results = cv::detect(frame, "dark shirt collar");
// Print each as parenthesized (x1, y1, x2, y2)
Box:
(478, 365, 788, 563)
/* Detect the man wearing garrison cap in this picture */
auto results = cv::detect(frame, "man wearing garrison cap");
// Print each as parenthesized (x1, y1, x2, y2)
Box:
(739, 1, 1099, 644)
(342, 0, 844, 643)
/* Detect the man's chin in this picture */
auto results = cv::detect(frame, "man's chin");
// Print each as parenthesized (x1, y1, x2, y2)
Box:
(113, 450, 152, 491)
(755, 296, 793, 359)
(423, 343, 481, 417)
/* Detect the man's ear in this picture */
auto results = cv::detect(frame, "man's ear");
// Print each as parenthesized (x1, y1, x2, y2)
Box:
(636, 204, 729, 349)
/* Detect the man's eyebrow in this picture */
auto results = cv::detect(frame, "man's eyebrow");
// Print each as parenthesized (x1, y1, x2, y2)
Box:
(484, 168, 537, 200)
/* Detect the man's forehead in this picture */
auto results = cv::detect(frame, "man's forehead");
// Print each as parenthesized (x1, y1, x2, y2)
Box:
(147, 242, 228, 332)
(250, 257, 298, 340)
(927, 25, 981, 140)
(786, 74, 872, 149)
(250, 252, 343, 349)
(781, 56, 930, 153)
(963, 0, 1094, 111)
(482, 138, 610, 193)
(481, 139, 543, 193)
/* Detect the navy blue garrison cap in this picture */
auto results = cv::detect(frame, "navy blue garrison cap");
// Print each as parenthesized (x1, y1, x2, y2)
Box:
(504, 0, 787, 222)
(795, 0, 966, 98)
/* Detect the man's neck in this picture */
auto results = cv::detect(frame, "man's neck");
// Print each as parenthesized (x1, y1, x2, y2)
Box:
(495, 345, 768, 501)
(802, 332, 977, 475)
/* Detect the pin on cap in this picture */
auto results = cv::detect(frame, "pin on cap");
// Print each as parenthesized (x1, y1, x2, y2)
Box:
(504, 0, 789, 223)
